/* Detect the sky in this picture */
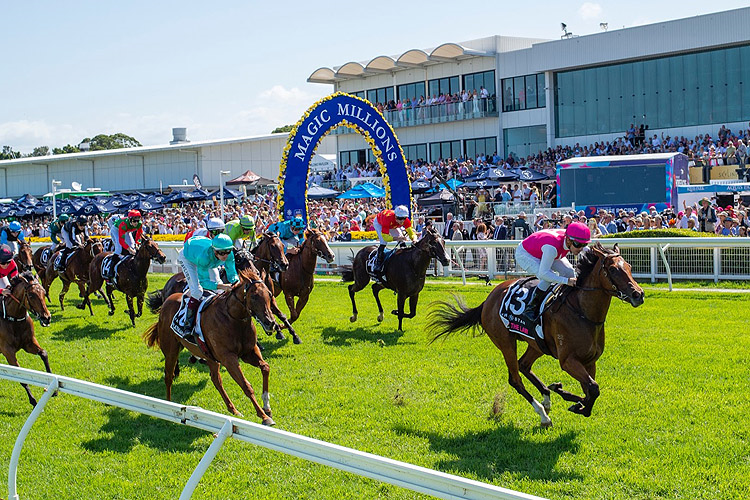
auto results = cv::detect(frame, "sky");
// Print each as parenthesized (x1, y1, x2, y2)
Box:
(2, 1, 748, 154)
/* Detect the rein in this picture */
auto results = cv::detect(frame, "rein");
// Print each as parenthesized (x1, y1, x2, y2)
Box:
(574, 252, 632, 303)
(226, 279, 267, 323)
(2, 281, 33, 322)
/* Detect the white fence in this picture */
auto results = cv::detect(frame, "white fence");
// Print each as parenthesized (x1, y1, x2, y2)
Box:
(0, 365, 546, 500)
(32, 237, 750, 288)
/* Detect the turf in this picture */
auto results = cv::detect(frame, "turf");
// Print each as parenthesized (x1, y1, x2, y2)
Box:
(0, 276, 749, 499)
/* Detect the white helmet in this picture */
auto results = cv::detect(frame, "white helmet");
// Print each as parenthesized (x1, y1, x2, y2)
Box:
(206, 217, 226, 231)
(394, 205, 409, 218)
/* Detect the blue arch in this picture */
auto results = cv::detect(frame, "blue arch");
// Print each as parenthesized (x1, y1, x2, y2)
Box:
(278, 92, 411, 222)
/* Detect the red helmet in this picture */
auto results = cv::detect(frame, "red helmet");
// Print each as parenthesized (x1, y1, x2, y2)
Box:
(128, 209, 141, 218)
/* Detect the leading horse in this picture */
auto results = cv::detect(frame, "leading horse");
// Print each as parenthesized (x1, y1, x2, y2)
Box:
(343, 227, 451, 331)
(0, 272, 53, 407)
(144, 268, 278, 424)
(429, 243, 644, 427)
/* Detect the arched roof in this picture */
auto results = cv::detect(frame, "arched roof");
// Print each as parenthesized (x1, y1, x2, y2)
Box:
(396, 49, 429, 66)
(307, 67, 337, 84)
(365, 55, 396, 72)
(336, 61, 365, 77)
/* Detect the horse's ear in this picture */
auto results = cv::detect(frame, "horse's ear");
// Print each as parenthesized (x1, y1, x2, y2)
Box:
(613, 242, 620, 253)
(259, 268, 267, 280)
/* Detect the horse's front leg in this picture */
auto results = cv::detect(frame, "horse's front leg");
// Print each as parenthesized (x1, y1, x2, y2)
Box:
(270, 298, 300, 344)
(403, 294, 419, 318)
(136, 293, 144, 317)
(75, 280, 87, 310)
(371, 283, 385, 322)
(220, 353, 274, 426)
(391, 293, 407, 330)
(293, 292, 310, 323)
(499, 341, 552, 428)
(105, 284, 116, 315)
(125, 295, 136, 326)
(284, 293, 298, 323)
(242, 344, 272, 418)
(559, 357, 599, 417)
(518, 346, 552, 413)
(58, 279, 71, 311)
(2, 349, 37, 407)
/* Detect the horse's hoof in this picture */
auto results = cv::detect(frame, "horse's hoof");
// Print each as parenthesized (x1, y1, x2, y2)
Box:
(568, 402, 586, 415)
(263, 408, 272, 418)
(262, 417, 276, 426)
(377, 313, 384, 322)
(391, 310, 399, 316)
(135, 312, 142, 318)
(275, 332, 286, 340)
(108, 310, 115, 316)
(540, 419, 553, 429)
(232, 409, 243, 417)
(292, 336, 301, 345)
(349, 315, 357, 322)
(75, 303, 85, 310)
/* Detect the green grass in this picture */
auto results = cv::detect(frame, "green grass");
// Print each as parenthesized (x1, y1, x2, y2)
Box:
(1, 276, 749, 499)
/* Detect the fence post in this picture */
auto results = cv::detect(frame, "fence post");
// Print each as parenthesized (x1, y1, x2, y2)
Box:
(657, 244, 673, 292)
(179, 419, 234, 500)
(713, 247, 721, 283)
(649, 246, 657, 283)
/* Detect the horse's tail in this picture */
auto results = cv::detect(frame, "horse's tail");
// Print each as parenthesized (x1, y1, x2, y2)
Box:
(143, 322, 160, 348)
(428, 294, 484, 343)
(146, 290, 164, 313)
(341, 266, 354, 282)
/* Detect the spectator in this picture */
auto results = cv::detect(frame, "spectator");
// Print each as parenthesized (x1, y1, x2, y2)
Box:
(510, 212, 532, 240)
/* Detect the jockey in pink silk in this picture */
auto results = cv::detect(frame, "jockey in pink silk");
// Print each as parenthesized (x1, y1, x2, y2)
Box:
(514, 222, 591, 321)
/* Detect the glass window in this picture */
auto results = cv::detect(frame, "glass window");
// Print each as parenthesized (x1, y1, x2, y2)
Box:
(503, 126, 546, 159)
(428, 76, 459, 97)
(397, 82, 426, 102)
(502, 73, 545, 112)
(402, 143, 427, 163)
(366, 86, 394, 106)
(352, 91, 365, 99)
(513, 76, 526, 110)
(525, 75, 537, 109)
(430, 140, 460, 162)
(465, 137, 497, 162)
(340, 150, 366, 167)
(537, 74, 546, 108)
(463, 70, 496, 98)
(503, 79, 514, 112)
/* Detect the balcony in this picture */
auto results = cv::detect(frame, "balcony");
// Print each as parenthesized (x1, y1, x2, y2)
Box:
(332, 97, 498, 134)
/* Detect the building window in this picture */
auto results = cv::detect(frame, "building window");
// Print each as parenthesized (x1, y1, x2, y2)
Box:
(428, 76, 460, 98)
(351, 91, 365, 99)
(340, 150, 366, 167)
(429, 140, 461, 162)
(397, 81, 426, 103)
(402, 143, 428, 163)
(464, 137, 498, 162)
(501, 73, 546, 112)
(366, 87, 394, 106)
(503, 126, 547, 159)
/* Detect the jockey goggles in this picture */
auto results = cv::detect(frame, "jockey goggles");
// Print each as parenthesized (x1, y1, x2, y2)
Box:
(214, 249, 231, 256)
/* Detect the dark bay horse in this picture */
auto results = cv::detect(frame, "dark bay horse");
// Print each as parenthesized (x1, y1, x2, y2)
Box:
(32, 245, 53, 289)
(429, 243, 644, 427)
(143, 268, 278, 424)
(343, 227, 450, 331)
(85, 237, 167, 325)
(269, 229, 334, 329)
(14, 240, 33, 273)
(42, 239, 103, 311)
(0, 272, 53, 407)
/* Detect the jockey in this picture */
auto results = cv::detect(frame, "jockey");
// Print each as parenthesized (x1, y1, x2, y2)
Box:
(514, 221, 591, 322)
(110, 209, 143, 256)
(372, 205, 416, 274)
(266, 216, 306, 250)
(224, 215, 257, 250)
(0, 245, 18, 291)
(175, 234, 238, 342)
(0, 221, 26, 255)
(48, 214, 70, 252)
(185, 217, 225, 242)
(57, 216, 89, 271)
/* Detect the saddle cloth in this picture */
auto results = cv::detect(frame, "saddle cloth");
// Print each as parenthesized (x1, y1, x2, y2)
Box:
(53, 249, 76, 270)
(366, 247, 398, 283)
(101, 254, 132, 283)
(170, 291, 217, 343)
(498, 278, 559, 348)
(40, 247, 53, 266)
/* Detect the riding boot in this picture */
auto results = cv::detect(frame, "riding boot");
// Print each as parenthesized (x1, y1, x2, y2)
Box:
(56, 249, 68, 272)
(523, 288, 546, 322)
(374, 244, 386, 274)
(181, 297, 201, 344)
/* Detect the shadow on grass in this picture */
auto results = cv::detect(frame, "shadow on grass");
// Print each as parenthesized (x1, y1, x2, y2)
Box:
(49, 319, 131, 341)
(105, 371, 207, 402)
(82, 407, 205, 453)
(320, 326, 405, 347)
(393, 423, 580, 483)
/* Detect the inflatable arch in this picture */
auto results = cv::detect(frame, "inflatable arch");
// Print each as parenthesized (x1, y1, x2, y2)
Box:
(277, 92, 412, 222)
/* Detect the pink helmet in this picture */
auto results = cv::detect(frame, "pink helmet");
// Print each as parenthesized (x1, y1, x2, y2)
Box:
(565, 222, 591, 243)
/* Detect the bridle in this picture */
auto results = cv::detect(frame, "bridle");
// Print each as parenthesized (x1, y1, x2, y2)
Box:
(226, 279, 273, 327)
(574, 251, 632, 303)
(3, 277, 43, 322)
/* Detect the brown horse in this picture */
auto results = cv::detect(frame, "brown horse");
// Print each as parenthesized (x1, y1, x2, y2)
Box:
(42, 239, 103, 311)
(143, 268, 278, 424)
(0, 272, 53, 407)
(429, 243, 644, 427)
(14, 240, 33, 273)
(32, 245, 53, 291)
(269, 228, 334, 328)
(85, 237, 167, 325)
(343, 227, 451, 331)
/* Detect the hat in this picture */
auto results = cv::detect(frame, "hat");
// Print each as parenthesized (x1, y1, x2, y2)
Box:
(678, 211, 684, 217)
(700, 197, 711, 204)
(518, 211, 526, 218)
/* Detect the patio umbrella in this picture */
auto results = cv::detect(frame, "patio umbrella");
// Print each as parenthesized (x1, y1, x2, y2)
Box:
(17, 206, 37, 218)
(487, 168, 519, 182)
(145, 193, 169, 204)
(307, 183, 340, 199)
(462, 179, 501, 189)
(16, 194, 40, 206)
(511, 168, 549, 182)
(75, 201, 108, 216)
(129, 199, 164, 212)
(207, 187, 243, 200)
(410, 180, 432, 194)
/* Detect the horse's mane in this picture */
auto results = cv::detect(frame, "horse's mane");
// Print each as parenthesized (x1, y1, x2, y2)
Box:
(575, 242, 615, 283)
(237, 267, 261, 284)
(12, 271, 35, 284)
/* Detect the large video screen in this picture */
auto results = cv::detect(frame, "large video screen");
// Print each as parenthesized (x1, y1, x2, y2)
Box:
(559, 165, 667, 206)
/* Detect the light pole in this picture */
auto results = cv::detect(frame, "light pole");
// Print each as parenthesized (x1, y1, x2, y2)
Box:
(219, 170, 230, 221)
(51, 179, 62, 219)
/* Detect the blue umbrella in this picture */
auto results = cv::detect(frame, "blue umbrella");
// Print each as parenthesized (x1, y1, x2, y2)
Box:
(207, 187, 243, 200)
(463, 179, 501, 189)
(307, 183, 340, 199)
(511, 168, 549, 181)
(76, 201, 108, 216)
(103, 197, 130, 212)
(34, 203, 53, 216)
(16, 194, 40, 206)
(58, 201, 77, 215)
(429, 179, 464, 192)
(411, 180, 432, 194)
(145, 193, 168, 204)
(337, 183, 385, 199)
(129, 199, 164, 212)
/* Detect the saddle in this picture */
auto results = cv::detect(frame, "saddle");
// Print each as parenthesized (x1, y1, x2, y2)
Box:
(170, 292, 217, 359)
(498, 278, 563, 357)
(53, 248, 77, 272)
(366, 246, 399, 284)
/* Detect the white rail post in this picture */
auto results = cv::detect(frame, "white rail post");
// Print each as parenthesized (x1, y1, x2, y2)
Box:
(9, 377, 59, 500)
(179, 419, 234, 500)
(713, 247, 721, 283)
(657, 244, 673, 292)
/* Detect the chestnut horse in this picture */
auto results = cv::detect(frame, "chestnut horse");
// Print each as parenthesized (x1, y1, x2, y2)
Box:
(268, 229, 334, 329)
(343, 227, 451, 331)
(42, 239, 103, 311)
(85, 237, 167, 325)
(143, 268, 278, 424)
(0, 272, 53, 407)
(429, 243, 644, 427)
(14, 240, 33, 273)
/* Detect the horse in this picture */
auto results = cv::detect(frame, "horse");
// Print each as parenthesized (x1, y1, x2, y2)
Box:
(268, 228, 334, 328)
(42, 238, 103, 311)
(32, 245, 53, 290)
(0, 272, 53, 407)
(143, 268, 278, 424)
(85, 237, 167, 325)
(343, 227, 451, 331)
(14, 240, 33, 273)
(428, 243, 644, 428)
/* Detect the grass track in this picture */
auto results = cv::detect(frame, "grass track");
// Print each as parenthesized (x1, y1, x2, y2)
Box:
(0, 275, 749, 499)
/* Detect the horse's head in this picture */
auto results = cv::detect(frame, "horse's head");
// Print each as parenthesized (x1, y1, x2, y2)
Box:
(233, 248, 261, 274)
(304, 229, 335, 263)
(15, 241, 33, 272)
(236, 268, 277, 334)
(10, 272, 51, 327)
(585, 243, 644, 307)
(417, 227, 450, 266)
(139, 237, 167, 264)
(261, 233, 289, 272)
(90, 238, 104, 256)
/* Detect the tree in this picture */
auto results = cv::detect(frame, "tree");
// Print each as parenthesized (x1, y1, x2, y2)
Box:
(52, 144, 81, 155)
(0, 146, 21, 160)
(83, 133, 142, 151)
(272, 125, 294, 134)
(28, 146, 50, 157)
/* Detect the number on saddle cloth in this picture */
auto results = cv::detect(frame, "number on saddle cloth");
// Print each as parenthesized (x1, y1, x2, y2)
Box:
(366, 247, 396, 282)
(41, 248, 52, 265)
(498, 278, 557, 349)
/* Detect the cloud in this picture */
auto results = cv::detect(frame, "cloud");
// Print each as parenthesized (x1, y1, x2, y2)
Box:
(578, 2, 602, 20)
(0, 120, 78, 154)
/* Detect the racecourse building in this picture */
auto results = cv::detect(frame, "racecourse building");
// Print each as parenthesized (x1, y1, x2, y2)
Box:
(0, 7, 748, 198)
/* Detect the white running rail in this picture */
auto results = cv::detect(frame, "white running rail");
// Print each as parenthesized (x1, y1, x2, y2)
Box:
(0, 365, 547, 500)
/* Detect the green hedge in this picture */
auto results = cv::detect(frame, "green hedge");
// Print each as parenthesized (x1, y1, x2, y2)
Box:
(600, 228, 720, 238)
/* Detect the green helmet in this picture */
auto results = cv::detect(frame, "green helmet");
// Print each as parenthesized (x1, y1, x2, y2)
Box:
(211, 233, 234, 251)
(240, 215, 255, 230)
(58, 214, 70, 223)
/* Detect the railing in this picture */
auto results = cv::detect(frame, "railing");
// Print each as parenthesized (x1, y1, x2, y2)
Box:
(0, 364, 546, 500)
(332, 97, 498, 132)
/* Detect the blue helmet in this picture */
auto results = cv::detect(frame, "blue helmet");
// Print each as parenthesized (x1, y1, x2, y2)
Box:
(8, 221, 21, 232)
(290, 217, 306, 230)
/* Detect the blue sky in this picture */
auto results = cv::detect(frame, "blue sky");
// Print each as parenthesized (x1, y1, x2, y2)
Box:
(2, 1, 747, 153)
